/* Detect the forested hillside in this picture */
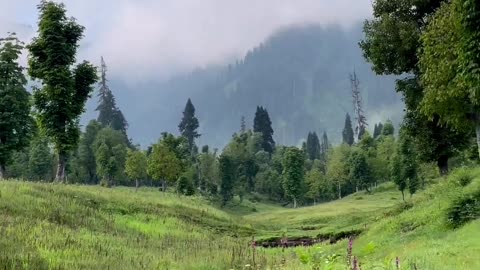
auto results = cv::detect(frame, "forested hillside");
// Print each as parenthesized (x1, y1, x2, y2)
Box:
(84, 24, 401, 147)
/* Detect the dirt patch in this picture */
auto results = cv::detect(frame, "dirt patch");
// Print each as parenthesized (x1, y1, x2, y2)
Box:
(257, 229, 362, 248)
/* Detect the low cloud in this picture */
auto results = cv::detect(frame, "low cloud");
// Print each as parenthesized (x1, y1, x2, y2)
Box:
(1, 0, 373, 81)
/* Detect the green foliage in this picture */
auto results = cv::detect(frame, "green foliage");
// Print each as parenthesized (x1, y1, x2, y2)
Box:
(306, 132, 320, 160)
(348, 148, 373, 192)
(28, 137, 54, 181)
(326, 144, 351, 199)
(391, 132, 419, 200)
(198, 150, 218, 193)
(178, 98, 200, 152)
(419, 0, 480, 161)
(254, 106, 275, 153)
(158, 132, 190, 170)
(27, 1, 97, 181)
(282, 147, 305, 207)
(96, 57, 128, 136)
(381, 120, 395, 136)
(125, 149, 148, 188)
(0, 33, 33, 177)
(446, 188, 480, 228)
(147, 143, 182, 185)
(452, 167, 474, 187)
(77, 120, 102, 183)
(176, 175, 195, 196)
(342, 113, 354, 146)
(219, 154, 235, 206)
(93, 128, 128, 186)
(361, 0, 469, 175)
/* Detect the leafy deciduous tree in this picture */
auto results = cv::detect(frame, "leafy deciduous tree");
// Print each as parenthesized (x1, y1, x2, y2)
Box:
(125, 149, 148, 191)
(28, 1, 97, 182)
(0, 33, 33, 179)
(282, 147, 305, 208)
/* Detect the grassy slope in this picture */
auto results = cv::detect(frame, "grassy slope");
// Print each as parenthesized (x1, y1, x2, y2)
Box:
(0, 182, 262, 270)
(257, 168, 480, 270)
(245, 183, 402, 239)
(0, 168, 479, 270)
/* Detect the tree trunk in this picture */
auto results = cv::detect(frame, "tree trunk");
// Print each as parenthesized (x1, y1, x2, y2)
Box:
(338, 183, 342, 199)
(401, 190, 405, 202)
(437, 155, 449, 176)
(476, 117, 480, 160)
(293, 197, 297, 208)
(0, 163, 5, 180)
(135, 179, 139, 192)
(161, 180, 167, 192)
(55, 152, 67, 183)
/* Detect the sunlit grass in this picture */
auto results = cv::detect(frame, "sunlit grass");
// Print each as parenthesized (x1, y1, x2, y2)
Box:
(0, 169, 479, 269)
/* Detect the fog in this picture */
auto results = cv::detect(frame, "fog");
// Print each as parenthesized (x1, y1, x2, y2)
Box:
(1, 0, 372, 80)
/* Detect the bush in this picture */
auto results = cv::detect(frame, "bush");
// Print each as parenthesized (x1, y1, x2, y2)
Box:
(452, 168, 474, 187)
(446, 189, 480, 228)
(177, 176, 195, 196)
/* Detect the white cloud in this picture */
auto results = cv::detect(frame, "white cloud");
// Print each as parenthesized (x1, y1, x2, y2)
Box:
(1, 0, 373, 80)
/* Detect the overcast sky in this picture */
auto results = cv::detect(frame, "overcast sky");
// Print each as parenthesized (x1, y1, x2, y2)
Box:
(0, 0, 373, 80)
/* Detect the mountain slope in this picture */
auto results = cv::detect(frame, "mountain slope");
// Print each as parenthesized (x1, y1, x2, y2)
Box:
(84, 23, 402, 148)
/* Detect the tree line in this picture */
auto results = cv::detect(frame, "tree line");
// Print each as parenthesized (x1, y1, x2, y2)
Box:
(1, 0, 479, 208)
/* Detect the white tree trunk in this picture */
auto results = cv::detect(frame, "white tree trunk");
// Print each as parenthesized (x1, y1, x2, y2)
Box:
(476, 117, 480, 160)
(0, 164, 5, 180)
(55, 153, 67, 183)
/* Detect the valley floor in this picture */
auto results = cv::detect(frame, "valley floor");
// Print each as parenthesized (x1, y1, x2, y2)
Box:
(0, 169, 479, 269)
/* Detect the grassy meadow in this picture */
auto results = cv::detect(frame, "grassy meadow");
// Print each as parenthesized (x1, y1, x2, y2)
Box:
(0, 168, 479, 269)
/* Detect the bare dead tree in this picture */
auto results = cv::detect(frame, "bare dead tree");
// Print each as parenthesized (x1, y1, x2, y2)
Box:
(350, 70, 367, 141)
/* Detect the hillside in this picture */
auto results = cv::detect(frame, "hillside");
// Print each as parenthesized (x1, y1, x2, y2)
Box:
(83, 23, 402, 148)
(1, 168, 479, 269)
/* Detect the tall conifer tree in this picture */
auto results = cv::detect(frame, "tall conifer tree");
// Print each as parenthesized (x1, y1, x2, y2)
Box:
(96, 57, 128, 135)
(178, 98, 200, 152)
(253, 106, 275, 154)
(342, 113, 354, 146)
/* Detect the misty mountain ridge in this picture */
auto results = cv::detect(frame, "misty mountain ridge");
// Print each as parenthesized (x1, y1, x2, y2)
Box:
(82, 22, 402, 149)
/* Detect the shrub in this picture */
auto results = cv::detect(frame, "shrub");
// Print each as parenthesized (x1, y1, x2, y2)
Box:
(446, 189, 480, 228)
(177, 176, 195, 196)
(452, 168, 474, 187)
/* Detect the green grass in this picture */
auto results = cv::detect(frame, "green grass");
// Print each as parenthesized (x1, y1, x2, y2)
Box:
(0, 168, 479, 269)
(245, 183, 402, 239)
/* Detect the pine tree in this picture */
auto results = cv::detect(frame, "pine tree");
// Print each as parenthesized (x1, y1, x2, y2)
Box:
(342, 113, 354, 146)
(373, 123, 380, 139)
(96, 57, 128, 135)
(306, 132, 320, 160)
(178, 98, 200, 153)
(253, 106, 275, 154)
(219, 154, 235, 206)
(320, 132, 329, 172)
(0, 33, 33, 179)
(28, 1, 97, 182)
(240, 116, 246, 133)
